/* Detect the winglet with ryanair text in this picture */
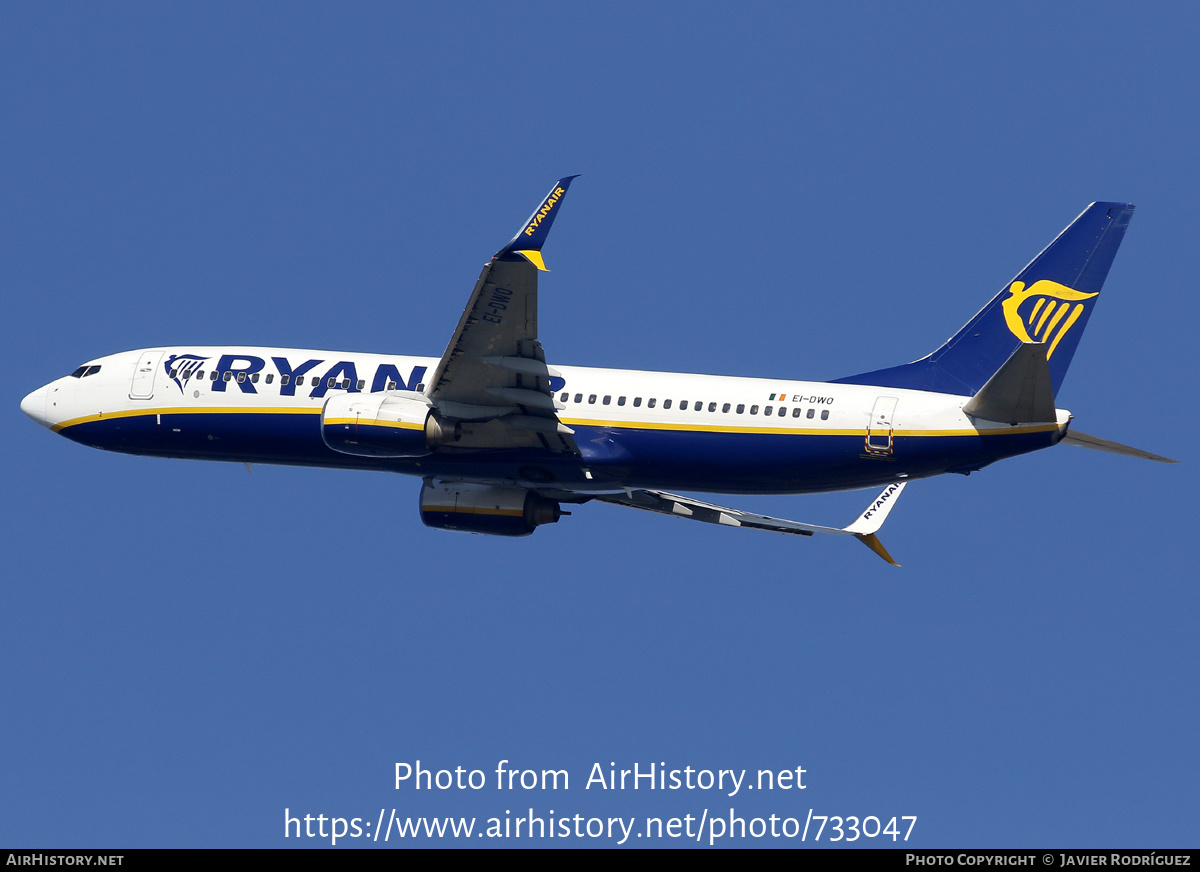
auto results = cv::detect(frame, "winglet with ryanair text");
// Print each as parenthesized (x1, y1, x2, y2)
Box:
(496, 175, 580, 271)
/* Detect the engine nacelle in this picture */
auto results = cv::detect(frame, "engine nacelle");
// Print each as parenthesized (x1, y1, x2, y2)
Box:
(322, 391, 460, 458)
(419, 480, 563, 537)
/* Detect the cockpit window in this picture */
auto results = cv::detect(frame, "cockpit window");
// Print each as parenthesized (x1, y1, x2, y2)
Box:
(70, 365, 102, 378)
(70, 366, 88, 378)
(84, 366, 100, 377)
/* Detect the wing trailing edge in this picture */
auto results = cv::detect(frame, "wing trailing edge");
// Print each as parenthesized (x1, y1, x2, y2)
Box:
(593, 482, 908, 566)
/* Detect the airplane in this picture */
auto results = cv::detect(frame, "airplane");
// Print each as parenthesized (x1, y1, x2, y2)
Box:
(20, 177, 1175, 565)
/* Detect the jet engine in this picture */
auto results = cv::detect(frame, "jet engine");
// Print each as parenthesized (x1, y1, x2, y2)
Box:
(419, 480, 563, 537)
(322, 391, 461, 458)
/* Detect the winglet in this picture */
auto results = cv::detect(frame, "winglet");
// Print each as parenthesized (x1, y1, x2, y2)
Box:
(496, 175, 580, 271)
(843, 481, 907, 566)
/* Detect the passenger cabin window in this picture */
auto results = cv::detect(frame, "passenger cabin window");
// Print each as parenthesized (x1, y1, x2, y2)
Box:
(281, 375, 290, 386)
(588, 394, 597, 404)
(750, 405, 759, 415)
(663, 399, 672, 409)
(765, 405, 773, 415)
(387, 381, 397, 390)
(709, 402, 717, 412)
(210, 372, 218, 381)
(617, 396, 626, 406)
(680, 401, 688, 410)
(296, 376, 306, 386)
(560, 392, 569, 402)
(251, 373, 260, 383)
(237, 372, 246, 383)
(574, 393, 583, 403)
(807, 408, 815, 419)
(793, 407, 801, 418)
(722, 403, 730, 413)
(736, 404, 745, 414)
(357, 380, 365, 390)
(416, 384, 425, 392)
(603, 395, 611, 405)
(648, 398, 657, 408)
(778, 407, 786, 417)
(195, 371, 204, 380)
(634, 397, 642, 407)
(223, 371, 232, 382)
(821, 410, 830, 420)
(265, 374, 274, 384)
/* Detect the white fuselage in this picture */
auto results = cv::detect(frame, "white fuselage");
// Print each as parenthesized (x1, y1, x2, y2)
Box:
(22, 346, 1069, 496)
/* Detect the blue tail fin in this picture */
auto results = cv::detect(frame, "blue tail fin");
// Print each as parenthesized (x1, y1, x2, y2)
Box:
(833, 202, 1135, 397)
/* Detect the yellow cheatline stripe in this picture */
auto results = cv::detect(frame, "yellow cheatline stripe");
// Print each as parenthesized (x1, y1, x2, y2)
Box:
(559, 417, 1059, 437)
(323, 417, 423, 431)
(560, 416, 833, 435)
(53, 407, 1060, 439)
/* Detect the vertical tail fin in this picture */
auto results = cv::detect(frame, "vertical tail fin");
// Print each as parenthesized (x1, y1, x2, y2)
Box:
(833, 202, 1135, 397)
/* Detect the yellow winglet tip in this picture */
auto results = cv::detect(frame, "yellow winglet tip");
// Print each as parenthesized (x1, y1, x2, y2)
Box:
(515, 250, 548, 271)
(856, 532, 900, 567)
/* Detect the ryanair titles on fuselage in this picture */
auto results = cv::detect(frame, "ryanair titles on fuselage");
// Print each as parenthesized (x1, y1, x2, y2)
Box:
(163, 352, 428, 399)
(162, 351, 570, 400)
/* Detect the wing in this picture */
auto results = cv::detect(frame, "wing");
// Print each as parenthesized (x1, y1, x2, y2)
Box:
(593, 483, 908, 566)
(425, 176, 580, 453)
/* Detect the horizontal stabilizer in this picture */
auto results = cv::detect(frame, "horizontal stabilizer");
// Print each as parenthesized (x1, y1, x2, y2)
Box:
(1061, 429, 1177, 463)
(594, 482, 907, 565)
(962, 342, 1056, 424)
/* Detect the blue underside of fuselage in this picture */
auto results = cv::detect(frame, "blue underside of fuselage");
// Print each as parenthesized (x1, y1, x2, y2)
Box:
(59, 411, 1057, 495)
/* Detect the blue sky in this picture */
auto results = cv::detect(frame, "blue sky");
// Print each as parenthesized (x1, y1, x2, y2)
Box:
(3, 3, 1196, 847)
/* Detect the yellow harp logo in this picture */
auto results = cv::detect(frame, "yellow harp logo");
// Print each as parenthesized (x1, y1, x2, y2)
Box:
(1001, 280, 1098, 358)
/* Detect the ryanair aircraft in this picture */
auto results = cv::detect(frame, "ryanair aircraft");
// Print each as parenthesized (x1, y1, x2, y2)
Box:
(20, 177, 1174, 564)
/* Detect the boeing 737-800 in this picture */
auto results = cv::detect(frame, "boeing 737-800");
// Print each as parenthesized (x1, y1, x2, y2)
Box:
(20, 177, 1173, 564)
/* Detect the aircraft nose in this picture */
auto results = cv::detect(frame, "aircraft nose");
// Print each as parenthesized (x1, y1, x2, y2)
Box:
(21, 384, 50, 428)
